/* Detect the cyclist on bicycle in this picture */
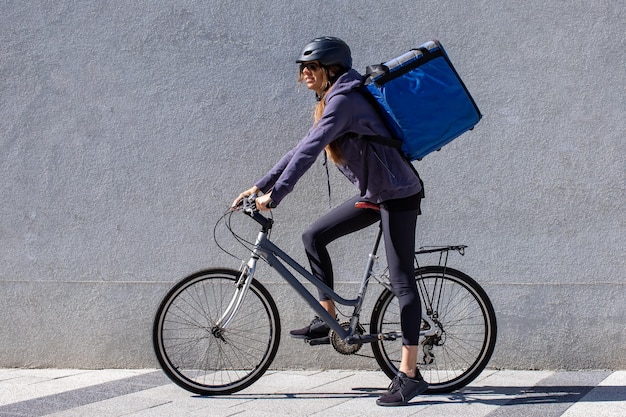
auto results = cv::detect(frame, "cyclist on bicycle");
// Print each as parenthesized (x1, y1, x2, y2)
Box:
(233, 36, 427, 406)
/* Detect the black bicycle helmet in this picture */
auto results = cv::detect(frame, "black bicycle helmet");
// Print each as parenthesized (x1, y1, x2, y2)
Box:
(296, 36, 352, 69)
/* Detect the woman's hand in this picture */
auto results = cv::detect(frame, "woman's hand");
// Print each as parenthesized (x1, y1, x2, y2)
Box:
(231, 186, 260, 209)
(255, 192, 274, 211)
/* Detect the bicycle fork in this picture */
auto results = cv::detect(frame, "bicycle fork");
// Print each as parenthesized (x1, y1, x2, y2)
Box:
(213, 234, 265, 333)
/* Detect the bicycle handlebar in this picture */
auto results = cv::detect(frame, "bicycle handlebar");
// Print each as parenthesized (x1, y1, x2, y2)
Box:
(238, 194, 274, 231)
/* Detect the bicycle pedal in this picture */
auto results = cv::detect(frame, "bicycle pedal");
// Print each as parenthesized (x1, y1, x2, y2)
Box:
(306, 336, 330, 346)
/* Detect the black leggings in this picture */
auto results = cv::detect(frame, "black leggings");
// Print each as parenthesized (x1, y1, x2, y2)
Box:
(302, 194, 421, 345)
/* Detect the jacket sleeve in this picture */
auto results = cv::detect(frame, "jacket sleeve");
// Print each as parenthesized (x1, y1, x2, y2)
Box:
(258, 93, 354, 205)
(254, 147, 296, 193)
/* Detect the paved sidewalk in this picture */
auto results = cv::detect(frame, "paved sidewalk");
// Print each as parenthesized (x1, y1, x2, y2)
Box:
(0, 368, 624, 416)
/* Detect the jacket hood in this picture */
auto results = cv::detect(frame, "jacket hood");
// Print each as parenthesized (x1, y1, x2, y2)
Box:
(325, 69, 363, 101)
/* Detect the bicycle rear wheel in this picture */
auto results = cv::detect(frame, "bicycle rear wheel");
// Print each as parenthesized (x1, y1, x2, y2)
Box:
(370, 265, 497, 393)
(153, 268, 280, 395)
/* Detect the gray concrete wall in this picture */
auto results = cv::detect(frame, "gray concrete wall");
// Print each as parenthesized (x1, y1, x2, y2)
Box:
(1, 1, 624, 370)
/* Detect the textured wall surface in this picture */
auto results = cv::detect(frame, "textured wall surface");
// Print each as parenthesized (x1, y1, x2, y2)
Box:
(1, 1, 624, 370)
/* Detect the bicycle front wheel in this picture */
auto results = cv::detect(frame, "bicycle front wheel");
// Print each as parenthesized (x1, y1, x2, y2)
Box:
(370, 266, 497, 393)
(153, 268, 281, 395)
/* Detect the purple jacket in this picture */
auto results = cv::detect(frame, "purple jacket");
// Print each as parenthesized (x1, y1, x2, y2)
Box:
(255, 69, 422, 205)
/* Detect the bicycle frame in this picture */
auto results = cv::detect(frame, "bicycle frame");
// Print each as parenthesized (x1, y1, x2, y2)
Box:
(154, 202, 496, 396)
(217, 208, 442, 344)
(259, 226, 382, 340)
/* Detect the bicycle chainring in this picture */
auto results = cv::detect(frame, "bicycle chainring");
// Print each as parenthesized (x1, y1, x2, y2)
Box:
(329, 321, 365, 355)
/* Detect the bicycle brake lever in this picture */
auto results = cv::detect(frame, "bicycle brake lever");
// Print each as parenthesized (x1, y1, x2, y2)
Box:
(242, 194, 258, 214)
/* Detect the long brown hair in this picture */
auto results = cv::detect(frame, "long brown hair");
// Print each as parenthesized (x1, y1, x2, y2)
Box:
(299, 64, 345, 164)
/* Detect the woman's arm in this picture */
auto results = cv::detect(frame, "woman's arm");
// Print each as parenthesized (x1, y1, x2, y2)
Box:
(268, 94, 354, 204)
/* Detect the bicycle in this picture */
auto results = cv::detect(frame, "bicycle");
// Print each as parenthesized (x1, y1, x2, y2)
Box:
(152, 196, 497, 395)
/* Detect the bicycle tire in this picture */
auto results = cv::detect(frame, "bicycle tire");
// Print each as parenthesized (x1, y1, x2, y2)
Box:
(153, 268, 281, 395)
(370, 265, 497, 393)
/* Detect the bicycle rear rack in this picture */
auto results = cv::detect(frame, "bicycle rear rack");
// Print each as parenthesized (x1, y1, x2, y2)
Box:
(414, 245, 466, 269)
(415, 245, 466, 256)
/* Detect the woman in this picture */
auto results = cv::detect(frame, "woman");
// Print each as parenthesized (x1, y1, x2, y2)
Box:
(233, 37, 427, 406)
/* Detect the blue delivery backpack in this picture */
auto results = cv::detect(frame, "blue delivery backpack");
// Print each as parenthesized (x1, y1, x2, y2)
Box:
(362, 40, 482, 160)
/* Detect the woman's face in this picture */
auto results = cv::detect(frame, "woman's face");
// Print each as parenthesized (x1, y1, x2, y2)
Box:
(300, 61, 324, 94)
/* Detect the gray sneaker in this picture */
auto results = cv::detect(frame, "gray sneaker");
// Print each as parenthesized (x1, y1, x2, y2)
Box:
(376, 370, 429, 407)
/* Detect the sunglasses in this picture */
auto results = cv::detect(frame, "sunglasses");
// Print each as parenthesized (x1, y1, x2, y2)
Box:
(299, 62, 321, 73)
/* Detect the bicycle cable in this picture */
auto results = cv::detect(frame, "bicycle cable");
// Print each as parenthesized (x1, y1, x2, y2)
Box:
(212, 206, 273, 263)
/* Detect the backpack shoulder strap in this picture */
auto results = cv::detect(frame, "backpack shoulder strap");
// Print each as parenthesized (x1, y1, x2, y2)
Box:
(353, 82, 425, 198)
(352, 84, 403, 150)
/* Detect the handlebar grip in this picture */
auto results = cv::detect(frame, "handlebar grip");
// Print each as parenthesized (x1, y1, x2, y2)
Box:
(242, 193, 276, 210)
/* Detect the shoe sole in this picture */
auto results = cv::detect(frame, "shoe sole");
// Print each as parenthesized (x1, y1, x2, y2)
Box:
(289, 334, 310, 339)
(288, 334, 330, 345)
(289, 333, 329, 340)
(376, 380, 429, 407)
